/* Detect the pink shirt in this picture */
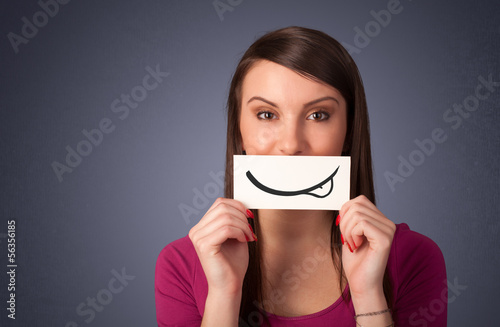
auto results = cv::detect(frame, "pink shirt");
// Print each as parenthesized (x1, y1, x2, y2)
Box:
(155, 223, 447, 326)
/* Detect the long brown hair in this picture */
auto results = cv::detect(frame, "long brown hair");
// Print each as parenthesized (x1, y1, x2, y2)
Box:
(223, 26, 392, 326)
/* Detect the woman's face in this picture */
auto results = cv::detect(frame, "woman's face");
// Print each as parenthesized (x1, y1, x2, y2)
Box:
(239, 60, 347, 156)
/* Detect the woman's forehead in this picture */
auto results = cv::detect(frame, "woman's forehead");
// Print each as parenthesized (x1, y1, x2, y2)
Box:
(241, 60, 346, 107)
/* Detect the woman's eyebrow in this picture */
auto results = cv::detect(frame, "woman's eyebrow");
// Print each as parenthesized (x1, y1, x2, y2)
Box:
(246, 96, 339, 108)
(247, 96, 278, 107)
(304, 96, 339, 107)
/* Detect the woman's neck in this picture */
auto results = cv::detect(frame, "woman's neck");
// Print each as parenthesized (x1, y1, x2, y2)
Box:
(257, 209, 334, 261)
(256, 209, 341, 314)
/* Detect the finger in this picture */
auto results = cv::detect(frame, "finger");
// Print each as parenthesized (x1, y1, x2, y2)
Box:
(350, 219, 394, 252)
(340, 202, 390, 230)
(191, 211, 255, 244)
(206, 198, 250, 219)
(206, 201, 248, 227)
(193, 198, 250, 232)
(196, 215, 256, 243)
(340, 211, 393, 251)
(343, 212, 392, 248)
(339, 195, 376, 215)
(340, 195, 380, 219)
(196, 225, 251, 256)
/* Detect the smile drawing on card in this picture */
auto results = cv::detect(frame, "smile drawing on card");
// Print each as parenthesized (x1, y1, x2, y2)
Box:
(233, 155, 350, 210)
(245, 166, 339, 198)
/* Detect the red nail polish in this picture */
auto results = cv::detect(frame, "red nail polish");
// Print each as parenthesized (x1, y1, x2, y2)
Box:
(347, 242, 353, 253)
(248, 224, 257, 241)
(335, 214, 340, 226)
(353, 241, 357, 249)
(341, 234, 344, 244)
(246, 209, 254, 219)
(245, 234, 250, 242)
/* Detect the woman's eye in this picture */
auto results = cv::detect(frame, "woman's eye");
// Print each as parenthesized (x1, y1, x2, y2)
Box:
(257, 111, 277, 120)
(307, 111, 330, 121)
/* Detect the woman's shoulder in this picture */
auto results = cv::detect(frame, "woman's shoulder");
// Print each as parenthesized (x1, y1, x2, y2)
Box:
(388, 223, 447, 301)
(391, 223, 445, 263)
(155, 234, 202, 291)
(156, 234, 198, 271)
(159, 234, 195, 254)
(155, 234, 206, 301)
(155, 235, 207, 324)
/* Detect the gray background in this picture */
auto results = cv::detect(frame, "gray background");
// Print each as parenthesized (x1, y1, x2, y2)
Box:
(1, 0, 499, 326)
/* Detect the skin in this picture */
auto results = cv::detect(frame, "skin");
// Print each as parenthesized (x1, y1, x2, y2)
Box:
(189, 60, 396, 326)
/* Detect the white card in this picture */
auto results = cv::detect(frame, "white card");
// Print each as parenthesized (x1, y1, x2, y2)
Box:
(233, 155, 350, 210)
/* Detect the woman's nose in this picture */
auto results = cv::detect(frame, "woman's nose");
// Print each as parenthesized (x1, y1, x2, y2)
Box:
(277, 122, 305, 155)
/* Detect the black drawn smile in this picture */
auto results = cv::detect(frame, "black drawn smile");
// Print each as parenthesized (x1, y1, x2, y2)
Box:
(246, 166, 339, 198)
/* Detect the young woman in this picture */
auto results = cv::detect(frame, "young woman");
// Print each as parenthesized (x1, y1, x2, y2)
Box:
(155, 26, 447, 327)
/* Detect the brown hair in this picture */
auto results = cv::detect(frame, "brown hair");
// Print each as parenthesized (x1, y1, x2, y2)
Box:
(223, 26, 392, 325)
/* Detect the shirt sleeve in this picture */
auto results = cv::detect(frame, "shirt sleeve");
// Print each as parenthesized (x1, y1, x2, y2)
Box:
(390, 224, 447, 327)
(155, 237, 203, 327)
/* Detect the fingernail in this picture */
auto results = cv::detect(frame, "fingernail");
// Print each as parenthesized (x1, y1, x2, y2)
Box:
(245, 234, 250, 242)
(341, 234, 344, 245)
(246, 209, 254, 219)
(335, 214, 340, 226)
(248, 224, 257, 241)
(347, 242, 353, 253)
(352, 241, 357, 250)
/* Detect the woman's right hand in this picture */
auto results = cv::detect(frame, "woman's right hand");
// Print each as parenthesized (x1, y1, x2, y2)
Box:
(189, 198, 256, 296)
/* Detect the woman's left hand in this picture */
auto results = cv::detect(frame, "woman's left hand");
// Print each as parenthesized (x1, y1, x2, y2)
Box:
(338, 195, 396, 299)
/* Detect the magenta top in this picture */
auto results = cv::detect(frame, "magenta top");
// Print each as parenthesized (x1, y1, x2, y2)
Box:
(155, 223, 447, 326)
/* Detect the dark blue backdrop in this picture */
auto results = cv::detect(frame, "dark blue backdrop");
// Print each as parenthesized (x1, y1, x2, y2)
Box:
(1, 0, 498, 326)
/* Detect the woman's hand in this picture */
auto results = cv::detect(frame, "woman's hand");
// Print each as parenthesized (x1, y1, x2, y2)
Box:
(189, 198, 256, 296)
(338, 195, 396, 300)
